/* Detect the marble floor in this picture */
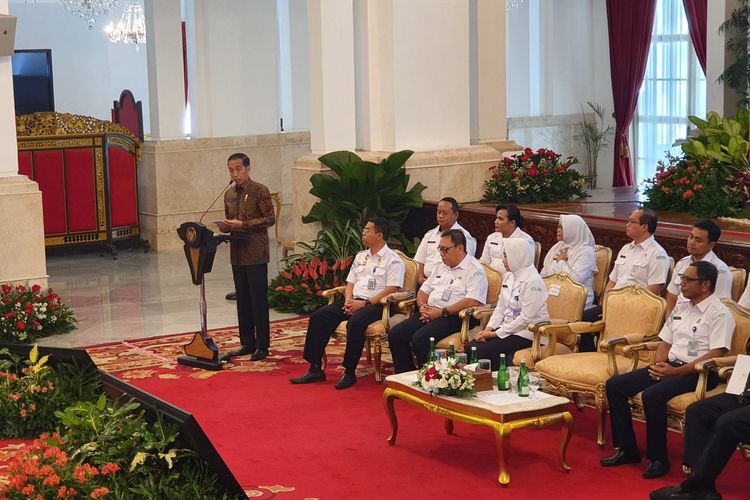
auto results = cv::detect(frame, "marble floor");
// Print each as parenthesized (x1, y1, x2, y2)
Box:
(36, 244, 297, 349)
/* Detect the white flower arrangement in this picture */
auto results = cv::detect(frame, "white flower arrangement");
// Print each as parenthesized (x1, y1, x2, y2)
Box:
(413, 357, 475, 398)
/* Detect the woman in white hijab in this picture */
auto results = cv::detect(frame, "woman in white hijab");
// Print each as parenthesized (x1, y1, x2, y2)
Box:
(464, 238, 549, 370)
(540, 214, 597, 308)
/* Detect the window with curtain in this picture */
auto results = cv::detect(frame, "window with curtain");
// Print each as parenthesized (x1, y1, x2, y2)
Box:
(633, 0, 706, 187)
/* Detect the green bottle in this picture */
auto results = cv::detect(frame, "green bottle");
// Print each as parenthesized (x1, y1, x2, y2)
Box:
(517, 359, 530, 397)
(470, 346, 478, 364)
(428, 337, 436, 363)
(448, 340, 456, 360)
(497, 353, 509, 391)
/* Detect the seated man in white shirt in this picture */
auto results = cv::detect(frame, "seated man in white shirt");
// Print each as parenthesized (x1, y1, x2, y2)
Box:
(665, 219, 732, 317)
(738, 281, 750, 311)
(414, 197, 477, 284)
(388, 229, 488, 373)
(480, 204, 536, 273)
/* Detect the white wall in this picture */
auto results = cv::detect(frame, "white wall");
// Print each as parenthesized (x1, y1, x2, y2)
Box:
(10, 1, 150, 133)
(288, 0, 309, 131)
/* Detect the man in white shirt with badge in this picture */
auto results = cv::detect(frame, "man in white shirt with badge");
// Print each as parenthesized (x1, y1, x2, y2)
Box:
(290, 217, 405, 390)
(480, 204, 536, 273)
(388, 229, 487, 373)
(414, 197, 477, 285)
(665, 219, 732, 317)
(601, 261, 735, 480)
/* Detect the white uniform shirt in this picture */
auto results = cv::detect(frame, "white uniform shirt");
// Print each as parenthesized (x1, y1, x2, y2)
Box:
(739, 282, 750, 310)
(667, 251, 732, 301)
(609, 235, 669, 289)
(414, 222, 477, 278)
(659, 293, 734, 363)
(346, 245, 405, 300)
(421, 255, 488, 308)
(479, 229, 536, 272)
(486, 265, 549, 341)
(540, 246, 597, 308)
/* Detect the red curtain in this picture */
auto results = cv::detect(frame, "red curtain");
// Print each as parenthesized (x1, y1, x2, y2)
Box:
(606, 0, 657, 187)
(682, 0, 707, 74)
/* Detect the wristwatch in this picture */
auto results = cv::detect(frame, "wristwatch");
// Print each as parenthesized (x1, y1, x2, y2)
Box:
(442, 307, 450, 318)
(364, 299, 371, 306)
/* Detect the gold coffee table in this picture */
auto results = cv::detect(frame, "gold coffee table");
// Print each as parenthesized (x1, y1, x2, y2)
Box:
(383, 372, 574, 485)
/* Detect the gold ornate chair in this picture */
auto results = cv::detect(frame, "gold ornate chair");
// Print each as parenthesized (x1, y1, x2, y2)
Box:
(269, 192, 297, 259)
(729, 266, 747, 303)
(534, 285, 667, 446)
(626, 298, 750, 433)
(534, 241, 542, 270)
(320, 250, 419, 382)
(433, 262, 503, 353)
(512, 272, 588, 369)
(593, 245, 613, 305)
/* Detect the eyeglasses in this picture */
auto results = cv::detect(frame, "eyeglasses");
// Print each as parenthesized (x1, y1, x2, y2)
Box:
(438, 245, 455, 254)
(679, 276, 705, 284)
(626, 218, 642, 224)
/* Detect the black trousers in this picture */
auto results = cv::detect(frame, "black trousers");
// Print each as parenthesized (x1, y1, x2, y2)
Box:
(302, 298, 382, 370)
(232, 263, 270, 350)
(387, 314, 464, 373)
(579, 305, 603, 352)
(682, 393, 750, 489)
(605, 365, 717, 462)
(463, 335, 533, 371)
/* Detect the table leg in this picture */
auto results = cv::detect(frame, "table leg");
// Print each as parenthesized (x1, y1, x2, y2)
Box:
(559, 411, 574, 472)
(383, 388, 399, 445)
(444, 418, 454, 435)
(493, 423, 512, 486)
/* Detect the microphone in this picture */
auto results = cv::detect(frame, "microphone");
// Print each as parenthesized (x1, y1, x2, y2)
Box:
(199, 180, 233, 224)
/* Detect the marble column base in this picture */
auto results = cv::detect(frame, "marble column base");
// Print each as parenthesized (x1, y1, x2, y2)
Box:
(138, 132, 311, 252)
(292, 144, 505, 243)
(0, 175, 48, 287)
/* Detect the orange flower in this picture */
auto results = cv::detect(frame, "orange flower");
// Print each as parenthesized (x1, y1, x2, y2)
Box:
(100, 463, 121, 475)
(91, 486, 110, 498)
(43, 474, 61, 487)
(682, 189, 695, 199)
(22, 484, 35, 496)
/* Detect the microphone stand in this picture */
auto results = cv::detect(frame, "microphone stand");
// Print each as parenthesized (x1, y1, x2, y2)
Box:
(199, 180, 233, 225)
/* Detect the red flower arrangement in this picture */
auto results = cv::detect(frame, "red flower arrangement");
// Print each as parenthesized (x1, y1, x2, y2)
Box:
(268, 256, 355, 314)
(482, 147, 587, 203)
(0, 433, 121, 499)
(0, 283, 76, 343)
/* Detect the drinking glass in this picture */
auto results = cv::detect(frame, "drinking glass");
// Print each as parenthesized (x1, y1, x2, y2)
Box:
(508, 366, 519, 394)
(478, 359, 491, 371)
(529, 373, 541, 399)
(455, 353, 468, 365)
(435, 348, 448, 360)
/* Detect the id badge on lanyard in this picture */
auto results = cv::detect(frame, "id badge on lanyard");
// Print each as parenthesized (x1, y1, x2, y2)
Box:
(687, 325, 698, 357)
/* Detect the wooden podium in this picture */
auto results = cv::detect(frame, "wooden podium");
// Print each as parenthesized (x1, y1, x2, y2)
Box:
(175, 222, 234, 370)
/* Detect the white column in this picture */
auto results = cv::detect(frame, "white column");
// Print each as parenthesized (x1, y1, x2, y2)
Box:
(0, 0, 17, 176)
(358, 0, 470, 151)
(308, 0, 356, 152)
(472, 0, 507, 143)
(144, 0, 184, 140)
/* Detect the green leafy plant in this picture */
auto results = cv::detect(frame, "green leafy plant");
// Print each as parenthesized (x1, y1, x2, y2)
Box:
(575, 101, 613, 189)
(482, 147, 588, 203)
(286, 219, 364, 267)
(643, 153, 743, 217)
(0, 346, 100, 439)
(302, 150, 426, 247)
(718, 0, 749, 105)
(679, 110, 749, 171)
(0, 283, 77, 343)
(268, 255, 354, 314)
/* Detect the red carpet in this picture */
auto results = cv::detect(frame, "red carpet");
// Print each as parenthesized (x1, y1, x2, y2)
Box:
(2, 318, 747, 499)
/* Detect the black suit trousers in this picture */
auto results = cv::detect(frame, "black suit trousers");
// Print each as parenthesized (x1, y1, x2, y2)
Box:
(387, 314, 464, 373)
(232, 263, 270, 350)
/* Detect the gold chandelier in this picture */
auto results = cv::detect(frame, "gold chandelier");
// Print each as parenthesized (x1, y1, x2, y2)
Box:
(60, 0, 119, 29)
(104, 1, 146, 50)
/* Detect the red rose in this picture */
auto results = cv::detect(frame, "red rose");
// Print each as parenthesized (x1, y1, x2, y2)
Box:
(1, 283, 11, 294)
(693, 184, 702, 191)
(682, 189, 694, 199)
(528, 167, 538, 177)
(25, 303, 34, 314)
(16, 321, 25, 330)
(425, 366, 439, 381)
(16, 284, 26, 293)
(31, 284, 41, 293)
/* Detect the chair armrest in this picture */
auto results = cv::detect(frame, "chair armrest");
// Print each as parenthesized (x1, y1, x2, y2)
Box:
(691, 355, 739, 400)
(383, 291, 414, 305)
(532, 322, 580, 361)
(603, 336, 636, 376)
(621, 340, 660, 356)
(321, 286, 346, 304)
(717, 366, 735, 381)
(567, 320, 606, 335)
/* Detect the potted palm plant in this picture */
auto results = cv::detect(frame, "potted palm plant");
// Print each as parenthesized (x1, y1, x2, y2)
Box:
(575, 101, 613, 189)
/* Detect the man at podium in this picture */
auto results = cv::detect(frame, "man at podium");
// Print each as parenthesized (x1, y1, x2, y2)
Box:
(218, 152, 275, 361)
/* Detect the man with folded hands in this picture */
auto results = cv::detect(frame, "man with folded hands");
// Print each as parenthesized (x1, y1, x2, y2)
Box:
(601, 261, 735, 480)
(388, 229, 487, 373)
(289, 217, 405, 390)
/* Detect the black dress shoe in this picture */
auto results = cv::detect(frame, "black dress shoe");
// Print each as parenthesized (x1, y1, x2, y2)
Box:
(643, 460, 671, 479)
(650, 484, 722, 500)
(225, 292, 237, 300)
(600, 449, 642, 467)
(289, 370, 326, 384)
(221, 345, 254, 360)
(250, 349, 268, 361)
(650, 485, 678, 500)
(334, 372, 357, 390)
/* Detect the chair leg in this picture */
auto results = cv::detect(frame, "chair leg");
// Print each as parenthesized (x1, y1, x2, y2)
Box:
(374, 343, 383, 383)
(596, 396, 607, 447)
(365, 340, 372, 364)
